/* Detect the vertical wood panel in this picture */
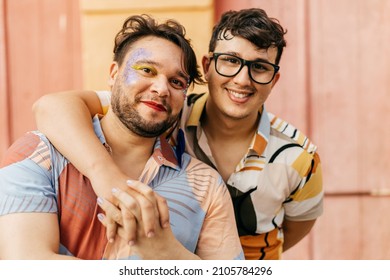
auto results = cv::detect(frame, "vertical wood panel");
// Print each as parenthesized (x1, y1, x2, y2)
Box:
(80, 0, 214, 94)
(313, 196, 390, 259)
(309, 0, 360, 193)
(308, 0, 390, 259)
(356, 0, 390, 192)
(5, 0, 82, 144)
(0, 0, 11, 161)
(310, 0, 390, 193)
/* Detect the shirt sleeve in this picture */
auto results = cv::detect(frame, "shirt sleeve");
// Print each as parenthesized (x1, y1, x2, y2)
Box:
(95, 91, 112, 115)
(284, 151, 324, 221)
(0, 132, 58, 216)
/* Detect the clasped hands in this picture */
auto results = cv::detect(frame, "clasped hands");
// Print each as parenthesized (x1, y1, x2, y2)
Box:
(91, 174, 200, 259)
(96, 180, 170, 244)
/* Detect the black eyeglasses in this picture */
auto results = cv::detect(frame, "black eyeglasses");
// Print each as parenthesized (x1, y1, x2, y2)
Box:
(209, 52, 280, 85)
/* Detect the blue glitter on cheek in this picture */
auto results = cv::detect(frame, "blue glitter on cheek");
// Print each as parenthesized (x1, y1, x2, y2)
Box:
(122, 48, 151, 85)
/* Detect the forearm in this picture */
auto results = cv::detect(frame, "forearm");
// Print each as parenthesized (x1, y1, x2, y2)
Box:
(282, 219, 316, 251)
(10, 252, 79, 260)
(130, 230, 201, 260)
(33, 91, 121, 198)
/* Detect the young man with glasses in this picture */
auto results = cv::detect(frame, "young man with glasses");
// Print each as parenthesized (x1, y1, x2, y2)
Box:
(32, 8, 323, 259)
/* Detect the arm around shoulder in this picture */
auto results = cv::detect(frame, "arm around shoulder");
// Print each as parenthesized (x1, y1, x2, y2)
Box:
(32, 90, 123, 199)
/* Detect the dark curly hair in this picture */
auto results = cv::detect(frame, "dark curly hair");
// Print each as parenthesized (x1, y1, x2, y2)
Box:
(113, 14, 204, 87)
(209, 8, 287, 65)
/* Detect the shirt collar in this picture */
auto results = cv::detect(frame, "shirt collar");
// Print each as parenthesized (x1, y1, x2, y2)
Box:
(92, 115, 180, 171)
(250, 106, 270, 156)
(186, 92, 209, 128)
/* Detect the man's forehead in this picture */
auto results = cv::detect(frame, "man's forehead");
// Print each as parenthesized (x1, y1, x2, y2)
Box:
(215, 36, 278, 61)
(123, 41, 188, 77)
(127, 48, 152, 60)
(125, 37, 181, 61)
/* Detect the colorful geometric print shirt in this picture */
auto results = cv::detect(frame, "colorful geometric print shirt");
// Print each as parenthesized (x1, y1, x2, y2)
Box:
(95, 91, 323, 260)
(179, 93, 324, 260)
(0, 116, 244, 260)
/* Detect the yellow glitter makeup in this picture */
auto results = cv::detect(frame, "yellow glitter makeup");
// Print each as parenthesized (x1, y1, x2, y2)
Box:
(131, 64, 157, 75)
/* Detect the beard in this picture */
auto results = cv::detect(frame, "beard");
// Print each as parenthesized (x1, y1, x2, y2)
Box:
(111, 83, 179, 138)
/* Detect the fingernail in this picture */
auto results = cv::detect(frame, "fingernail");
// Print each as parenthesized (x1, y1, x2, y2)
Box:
(128, 240, 135, 247)
(97, 213, 105, 221)
(97, 197, 104, 206)
(126, 180, 133, 186)
(147, 231, 155, 238)
(109, 238, 114, 243)
(163, 222, 170, 228)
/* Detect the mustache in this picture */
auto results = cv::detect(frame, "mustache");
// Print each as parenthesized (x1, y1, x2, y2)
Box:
(136, 94, 171, 113)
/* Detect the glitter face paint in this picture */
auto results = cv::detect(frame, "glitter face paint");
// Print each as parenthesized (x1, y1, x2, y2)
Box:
(121, 47, 190, 98)
(182, 78, 190, 96)
(123, 48, 152, 85)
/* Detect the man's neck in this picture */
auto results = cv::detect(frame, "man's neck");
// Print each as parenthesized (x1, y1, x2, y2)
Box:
(100, 110, 156, 179)
(200, 102, 260, 182)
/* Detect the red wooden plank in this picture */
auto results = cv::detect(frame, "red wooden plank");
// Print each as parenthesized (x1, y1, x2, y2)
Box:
(313, 196, 390, 259)
(5, 0, 82, 142)
(0, 0, 11, 162)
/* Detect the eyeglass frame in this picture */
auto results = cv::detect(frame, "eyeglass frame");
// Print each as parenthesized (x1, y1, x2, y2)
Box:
(209, 52, 280, 85)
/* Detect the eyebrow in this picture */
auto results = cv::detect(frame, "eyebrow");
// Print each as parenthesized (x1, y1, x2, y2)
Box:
(220, 52, 272, 64)
(134, 59, 189, 80)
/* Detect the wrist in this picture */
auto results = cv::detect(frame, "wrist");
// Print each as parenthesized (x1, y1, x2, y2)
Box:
(87, 160, 125, 200)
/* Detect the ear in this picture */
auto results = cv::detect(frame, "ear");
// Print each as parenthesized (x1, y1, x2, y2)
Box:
(270, 72, 280, 90)
(108, 62, 119, 87)
(201, 55, 211, 81)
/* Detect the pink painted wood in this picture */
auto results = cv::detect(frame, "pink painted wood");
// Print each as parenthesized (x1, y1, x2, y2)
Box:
(1, 0, 82, 159)
(2, 0, 390, 260)
(216, 0, 390, 259)
(0, 0, 11, 161)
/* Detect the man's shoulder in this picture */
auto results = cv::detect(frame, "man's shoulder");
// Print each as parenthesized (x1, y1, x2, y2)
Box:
(266, 112, 318, 154)
(1, 130, 68, 174)
(1, 131, 49, 166)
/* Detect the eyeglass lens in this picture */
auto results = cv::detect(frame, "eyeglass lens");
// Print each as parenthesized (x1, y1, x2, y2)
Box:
(215, 54, 277, 84)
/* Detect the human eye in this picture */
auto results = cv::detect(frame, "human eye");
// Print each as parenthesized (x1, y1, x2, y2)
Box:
(220, 54, 241, 65)
(170, 77, 187, 90)
(252, 62, 272, 73)
(132, 64, 157, 75)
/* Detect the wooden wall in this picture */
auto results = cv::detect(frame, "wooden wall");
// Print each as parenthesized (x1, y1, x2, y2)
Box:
(0, 0, 10, 158)
(79, 0, 213, 94)
(1, 0, 390, 259)
(0, 0, 82, 160)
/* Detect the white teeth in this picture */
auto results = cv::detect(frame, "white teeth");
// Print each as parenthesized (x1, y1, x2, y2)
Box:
(228, 89, 248, 99)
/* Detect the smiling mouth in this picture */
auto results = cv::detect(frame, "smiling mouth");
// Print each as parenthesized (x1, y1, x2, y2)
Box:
(227, 89, 253, 100)
(141, 101, 167, 112)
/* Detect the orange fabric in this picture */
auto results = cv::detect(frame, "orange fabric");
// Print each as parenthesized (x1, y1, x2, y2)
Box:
(0, 133, 40, 167)
(240, 228, 282, 260)
(58, 164, 107, 259)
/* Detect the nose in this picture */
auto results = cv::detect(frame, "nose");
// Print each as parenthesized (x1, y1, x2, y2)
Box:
(232, 64, 252, 86)
(151, 76, 170, 97)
